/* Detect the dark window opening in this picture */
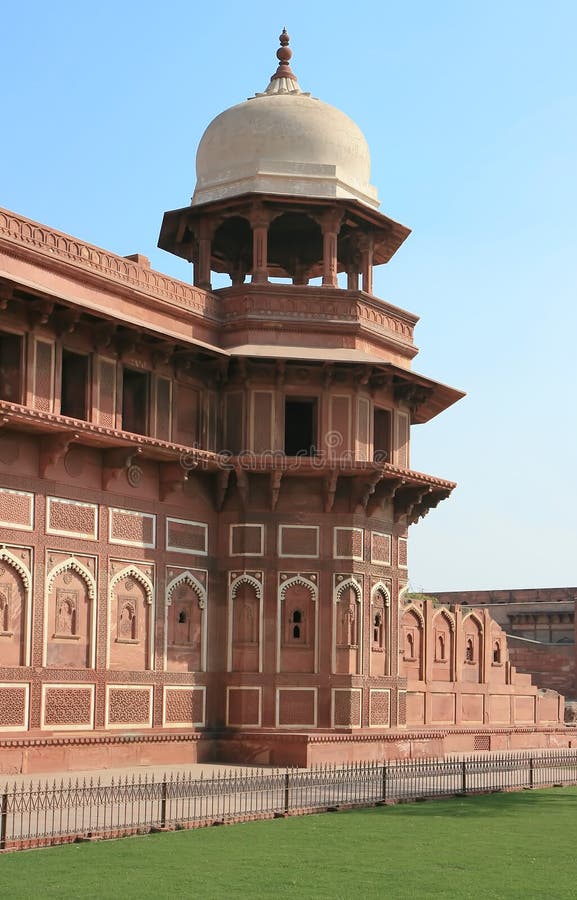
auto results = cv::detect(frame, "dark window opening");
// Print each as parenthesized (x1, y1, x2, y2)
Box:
(465, 638, 474, 662)
(373, 407, 392, 463)
(178, 610, 187, 624)
(293, 625, 301, 639)
(122, 368, 149, 435)
(292, 610, 302, 624)
(0, 331, 23, 403)
(284, 398, 317, 456)
(61, 350, 89, 420)
(493, 641, 501, 664)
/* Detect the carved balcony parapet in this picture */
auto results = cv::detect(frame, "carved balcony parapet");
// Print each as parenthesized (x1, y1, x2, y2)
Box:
(0, 206, 219, 322)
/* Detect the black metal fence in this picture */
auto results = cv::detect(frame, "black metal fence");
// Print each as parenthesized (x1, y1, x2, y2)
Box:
(3, 750, 577, 851)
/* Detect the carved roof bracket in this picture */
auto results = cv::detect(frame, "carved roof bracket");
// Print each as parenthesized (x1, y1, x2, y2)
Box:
(324, 469, 339, 512)
(276, 359, 286, 388)
(366, 476, 404, 517)
(235, 465, 249, 510)
(53, 307, 81, 336)
(159, 461, 189, 501)
(322, 362, 335, 389)
(93, 322, 117, 353)
(102, 446, 143, 491)
(215, 467, 231, 511)
(271, 469, 283, 511)
(39, 431, 79, 477)
(353, 469, 383, 513)
(27, 299, 54, 331)
(394, 485, 432, 524)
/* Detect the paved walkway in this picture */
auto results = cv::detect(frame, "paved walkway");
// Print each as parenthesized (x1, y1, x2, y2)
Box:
(2, 761, 272, 788)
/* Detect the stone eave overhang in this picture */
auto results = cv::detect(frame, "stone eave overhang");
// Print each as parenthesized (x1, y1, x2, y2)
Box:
(223, 348, 465, 424)
(159, 191, 411, 267)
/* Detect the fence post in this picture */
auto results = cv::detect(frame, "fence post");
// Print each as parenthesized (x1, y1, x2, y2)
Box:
(529, 757, 534, 789)
(0, 791, 7, 850)
(381, 763, 388, 802)
(284, 770, 290, 814)
(461, 759, 467, 794)
(160, 779, 167, 829)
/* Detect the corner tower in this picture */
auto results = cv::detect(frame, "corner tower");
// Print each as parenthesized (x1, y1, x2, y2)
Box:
(159, 32, 464, 757)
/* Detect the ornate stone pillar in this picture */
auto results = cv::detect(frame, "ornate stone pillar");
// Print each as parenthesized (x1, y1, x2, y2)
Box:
(194, 218, 214, 290)
(320, 209, 343, 287)
(250, 207, 272, 284)
(359, 234, 374, 295)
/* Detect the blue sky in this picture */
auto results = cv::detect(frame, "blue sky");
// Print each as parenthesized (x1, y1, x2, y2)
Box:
(2, 1, 576, 590)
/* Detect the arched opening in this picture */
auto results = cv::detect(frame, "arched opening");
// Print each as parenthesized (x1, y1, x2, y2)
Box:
(267, 212, 322, 282)
(211, 216, 253, 284)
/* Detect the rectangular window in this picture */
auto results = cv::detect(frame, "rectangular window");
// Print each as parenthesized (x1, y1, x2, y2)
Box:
(0, 331, 23, 403)
(61, 350, 89, 420)
(373, 407, 392, 462)
(122, 368, 149, 435)
(284, 398, 317, 457)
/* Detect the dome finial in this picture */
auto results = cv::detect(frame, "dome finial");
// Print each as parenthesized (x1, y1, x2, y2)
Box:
(269, 27, 298, 85)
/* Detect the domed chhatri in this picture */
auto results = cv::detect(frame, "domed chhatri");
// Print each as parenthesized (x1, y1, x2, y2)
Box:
(159, 30, 410, 293)
(192, 30, 379, 209)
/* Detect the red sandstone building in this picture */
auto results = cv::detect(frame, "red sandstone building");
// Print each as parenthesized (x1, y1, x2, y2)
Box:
(0, 33, 568, 772)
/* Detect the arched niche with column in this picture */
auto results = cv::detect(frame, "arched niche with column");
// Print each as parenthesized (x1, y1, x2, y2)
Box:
(165, 571, 207, 673)
(0, 547, 32, 667)
(399, 604, 425, 681)
(278, 574, 318, 674)
(431, 609, 455, 682)
(45, 557, 97, 669)
(108, 565, 154, 671)
(333, 576, 363, 675)
(370, 582, 391, 676)
(228, 573, 263, 673)
(461, 613, 484, 684)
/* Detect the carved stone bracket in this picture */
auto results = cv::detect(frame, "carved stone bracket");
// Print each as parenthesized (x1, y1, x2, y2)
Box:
(158, 462, 189, 501)
(394, 486, 432, 524)
(271, 470, 283, 511)
(102, 447, 143, 491)
(235, 466, 249, 510)
(353, 470, 383, 512)
(322, 363, 335, 390)
(215, 468, 231, 511)
(28, 299, 54, 330)
(53, 308, 81, 336)
(39, 432, 79, 477)
(93, 323, 117, 352)
(366, 477, 405, 517)
(275, 360, 286, 388)
(324, 469, 339, 513)
(394, 383, 433, 415)
(407, 488, 451, 525)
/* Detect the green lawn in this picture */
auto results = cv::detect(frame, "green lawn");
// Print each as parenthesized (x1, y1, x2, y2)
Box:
(2, 788, 577, 899)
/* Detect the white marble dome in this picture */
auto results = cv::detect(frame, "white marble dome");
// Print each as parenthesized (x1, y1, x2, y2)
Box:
(192, 34, 380, 210)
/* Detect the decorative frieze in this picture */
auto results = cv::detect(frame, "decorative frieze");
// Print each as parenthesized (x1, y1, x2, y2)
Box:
(46, 497, 98, 540)
(109, 508, 156, 549)
(0, 488, 34, 530)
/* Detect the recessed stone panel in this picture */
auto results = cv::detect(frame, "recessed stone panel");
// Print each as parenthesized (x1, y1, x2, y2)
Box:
(42, 684, 94, 730)
(109, 508, 155, 549)
(106, 685, 152, 728)
(227, 687, 261, 727)
(163, 686, 205, 727)
(369, 689, 390, 727)
(405, 691, 425, 725)
(279, 526, 319, 558)
(334, 527, 363, 561)
(230, 524, 264, 556)
(47, 497, 98, 540)
(166, 517, 207, 555)
(277, 688, 317, 727)
(371, 531, 391, 566)
(0, 489, 34, 530)
(333, 688, 361, 727)
(0, 683, 29, 730)
(430, 692, 456, 724)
